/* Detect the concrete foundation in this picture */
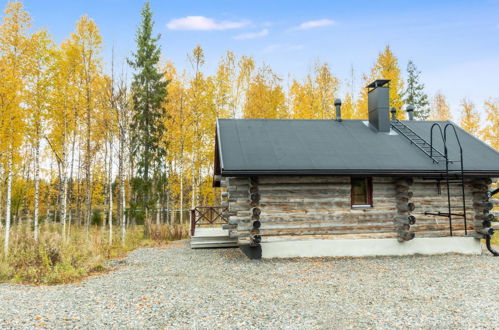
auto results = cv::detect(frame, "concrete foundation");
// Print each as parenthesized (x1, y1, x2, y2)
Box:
(261, 237, 482, 259)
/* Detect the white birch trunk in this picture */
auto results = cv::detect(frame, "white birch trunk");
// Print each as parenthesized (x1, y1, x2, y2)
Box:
(120, 159, 126, 246)
(108, 139, 113, 244)
(68, 134, 76, 237)
(34, 138, 40, 241)
(4, 154, 13, 255)
(156, 199, 160, 225)
(0, 162, 3, 230)
(118, 122, 127, 246)
(179, 157, 184, 225)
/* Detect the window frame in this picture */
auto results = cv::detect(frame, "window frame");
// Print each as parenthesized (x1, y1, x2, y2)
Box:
(350, 177, 373, 209)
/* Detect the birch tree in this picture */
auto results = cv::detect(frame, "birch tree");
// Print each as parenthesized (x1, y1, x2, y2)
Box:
(25, 29, 53, 240)
(0, 2, 32, 253)
(72, 15, 103, 233)
(459, 98, 480, 137)
(429, 92, 452, 121)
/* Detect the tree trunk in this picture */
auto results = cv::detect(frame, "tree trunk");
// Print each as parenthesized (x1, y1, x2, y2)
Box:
(156, 198, 160, 225)
(118, 128, 126, 246)
(85, 123, 91, 235)
(179, 154, 184, 225)
(0, 163, 4, 230)
(76, 149, 81, 226)
(4, 153, 13, 255)
(108, 139, 113, 244)
(68, 132, 76, 237)
(33, 138, 40, 241)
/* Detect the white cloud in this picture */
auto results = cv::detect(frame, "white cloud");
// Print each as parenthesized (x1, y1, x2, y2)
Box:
(166, 16, 250, 31)
(295, 19, 336, 30)
(234, 29, 269, 40)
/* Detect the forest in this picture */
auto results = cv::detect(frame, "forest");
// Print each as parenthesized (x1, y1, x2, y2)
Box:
(0, 1, 497, 283)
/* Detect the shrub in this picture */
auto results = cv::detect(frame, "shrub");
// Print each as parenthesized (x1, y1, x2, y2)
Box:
(0, 222, 186, 285)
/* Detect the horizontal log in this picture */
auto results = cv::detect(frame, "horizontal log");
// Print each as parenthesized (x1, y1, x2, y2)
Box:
(258, 176, 350, 184)
(395, 191, 413, 199)
(227, 190, 249, 198)
(258, 183, 349, 191)
(396, 202, 415, 212)
(472, 191, 488, 199)
(471, 178, 492, 185)
(473, 201, 493, 211)
(227, 177, 250, 185)
(227, 185, 250, 192)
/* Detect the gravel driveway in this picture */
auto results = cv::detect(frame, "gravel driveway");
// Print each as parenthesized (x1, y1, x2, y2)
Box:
(0, 241, 498, 329)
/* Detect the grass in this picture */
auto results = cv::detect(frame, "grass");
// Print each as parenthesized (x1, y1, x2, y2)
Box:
(0, 222, 189, 285)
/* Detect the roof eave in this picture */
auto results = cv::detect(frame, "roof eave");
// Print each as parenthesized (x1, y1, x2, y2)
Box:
(220, 169, 499, 178)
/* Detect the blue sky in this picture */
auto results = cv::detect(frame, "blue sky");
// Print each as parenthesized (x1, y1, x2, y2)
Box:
(18, 0, 499, 117)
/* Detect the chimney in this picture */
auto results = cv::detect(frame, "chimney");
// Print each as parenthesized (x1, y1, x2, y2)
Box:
(334, 98, 342, 122)
(366, 79, 390, 132)
(406, 105, 415, 120)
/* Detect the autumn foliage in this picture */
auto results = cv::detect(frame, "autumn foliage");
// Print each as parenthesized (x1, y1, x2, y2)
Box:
(0, 1, 497, 270)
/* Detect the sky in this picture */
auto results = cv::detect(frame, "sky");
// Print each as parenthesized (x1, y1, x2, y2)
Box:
(17, 0, 499, 118)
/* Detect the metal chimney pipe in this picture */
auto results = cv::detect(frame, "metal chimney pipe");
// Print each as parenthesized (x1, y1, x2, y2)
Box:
(406, 105, 415, 120)
(334, 98, 342, 122)
(390, 107, 397, 120)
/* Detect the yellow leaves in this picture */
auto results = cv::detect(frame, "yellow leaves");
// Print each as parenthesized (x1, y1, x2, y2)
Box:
(356, 46, 405, 120)
(290, 61, 339, 119)
(243, 64, 288, 119)
(459, 98, 480, 137)
(0, 1, 35, 156)
(481, 98, 499, 150)
(429, 92, 452, 121)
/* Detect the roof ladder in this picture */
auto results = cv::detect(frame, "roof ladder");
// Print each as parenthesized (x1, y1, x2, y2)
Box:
(390, 120, 446, 163)
(424, 123, 467, 236)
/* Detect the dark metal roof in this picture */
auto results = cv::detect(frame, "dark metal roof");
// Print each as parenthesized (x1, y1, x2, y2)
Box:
(215, 118, 499, 177)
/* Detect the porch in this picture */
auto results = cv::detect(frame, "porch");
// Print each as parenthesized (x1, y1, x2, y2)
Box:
(189, 206, 238, 249)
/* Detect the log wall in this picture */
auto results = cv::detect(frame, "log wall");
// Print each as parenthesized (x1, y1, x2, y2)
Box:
(221, 176, 492, 244)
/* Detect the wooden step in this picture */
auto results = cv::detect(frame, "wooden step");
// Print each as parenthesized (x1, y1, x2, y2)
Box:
(190, 238, 238, 249)
(190, 227, 238, 248)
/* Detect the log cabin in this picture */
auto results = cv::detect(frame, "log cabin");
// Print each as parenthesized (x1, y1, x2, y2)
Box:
(212, 80, 499, 259)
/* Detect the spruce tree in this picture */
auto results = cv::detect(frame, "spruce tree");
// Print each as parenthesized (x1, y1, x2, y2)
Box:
(403, 60, 430, 120)
(128, 1, 167, 223)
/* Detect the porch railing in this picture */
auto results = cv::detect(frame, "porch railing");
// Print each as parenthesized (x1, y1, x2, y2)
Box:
(190, 206, 228, 236)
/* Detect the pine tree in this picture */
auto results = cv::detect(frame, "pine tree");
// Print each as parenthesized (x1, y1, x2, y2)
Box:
(403, 60, 430, 120)
(128, 1, 167, 224)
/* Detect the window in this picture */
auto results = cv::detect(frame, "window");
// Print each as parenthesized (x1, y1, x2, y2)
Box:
(351, 177, 373, 208)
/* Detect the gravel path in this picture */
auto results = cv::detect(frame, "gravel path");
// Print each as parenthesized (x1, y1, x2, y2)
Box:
(0, 241, 498, 329)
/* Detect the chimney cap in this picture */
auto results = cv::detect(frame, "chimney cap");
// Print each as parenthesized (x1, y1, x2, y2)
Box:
(366, 79, 390, 89)
(406, 105, 415, 112)
(334, 98, 342, 106)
